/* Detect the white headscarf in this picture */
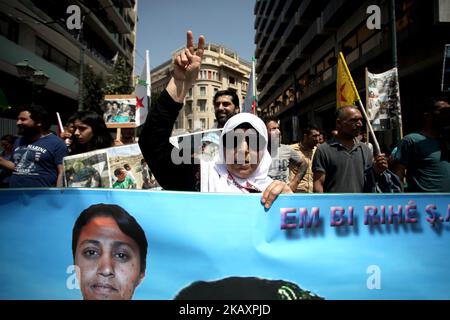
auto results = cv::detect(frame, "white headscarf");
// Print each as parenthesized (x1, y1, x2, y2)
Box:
(200, 113, 273, 193)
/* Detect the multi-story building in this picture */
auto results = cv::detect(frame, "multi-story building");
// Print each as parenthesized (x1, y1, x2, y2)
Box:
(254, 0, 450, 148)
(151, 43, 251, 131)
(0, 0, 137, 129)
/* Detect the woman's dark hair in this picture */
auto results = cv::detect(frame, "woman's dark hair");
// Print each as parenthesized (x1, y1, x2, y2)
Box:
(72, 203, 148, 273)
(70, 111, 113, 154)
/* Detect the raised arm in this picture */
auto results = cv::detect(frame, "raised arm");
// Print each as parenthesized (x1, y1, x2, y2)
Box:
(138, 31, 205, 191)
(167, 31, 205, 102)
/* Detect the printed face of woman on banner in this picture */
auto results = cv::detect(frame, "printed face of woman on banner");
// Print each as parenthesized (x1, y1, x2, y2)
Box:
(74, 214, 145, 300)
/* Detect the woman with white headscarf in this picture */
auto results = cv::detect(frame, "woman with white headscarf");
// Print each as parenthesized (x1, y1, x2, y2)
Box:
(139, 31, 291, 208)
(202, 112, 273, 193)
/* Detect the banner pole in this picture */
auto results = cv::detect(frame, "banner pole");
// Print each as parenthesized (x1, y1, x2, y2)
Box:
(364, 68, 370, 144)
(357, 99, 381, 155)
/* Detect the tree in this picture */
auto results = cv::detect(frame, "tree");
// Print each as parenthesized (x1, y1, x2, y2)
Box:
(103, 54, 133, 95)
(82, 64, 105, 114)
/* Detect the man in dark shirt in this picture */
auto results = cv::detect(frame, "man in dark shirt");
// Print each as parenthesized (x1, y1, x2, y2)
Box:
(312, 105, 388, 193)
(0, 104, 67, 187)
(392, 97, 450, 192)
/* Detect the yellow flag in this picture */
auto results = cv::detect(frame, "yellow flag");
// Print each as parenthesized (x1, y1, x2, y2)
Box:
(336, 52, 360, 108)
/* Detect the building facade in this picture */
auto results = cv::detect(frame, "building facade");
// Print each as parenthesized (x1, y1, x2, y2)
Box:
(254, 0, 450, 148)
(0, 0, 137, 125)
(151, 43, 251, 131)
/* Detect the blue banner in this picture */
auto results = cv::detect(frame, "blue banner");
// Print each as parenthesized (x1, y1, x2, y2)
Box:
(0, 189, 449, 299)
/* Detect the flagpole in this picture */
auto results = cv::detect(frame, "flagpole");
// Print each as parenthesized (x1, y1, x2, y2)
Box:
(364, 68, 370, 145)
(146, 50, 151, 111)
(356, 100, 381, 155)
(251, 57, 256, 115)
(338, 52, 381, 155)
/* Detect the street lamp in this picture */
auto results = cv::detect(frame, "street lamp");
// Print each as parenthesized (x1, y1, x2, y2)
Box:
(15, 59, 50, 104)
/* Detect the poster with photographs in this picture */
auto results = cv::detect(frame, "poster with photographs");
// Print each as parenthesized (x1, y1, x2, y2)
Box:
(63, 150, 110, 188)
(366, 67, 402, 131)
(63, 144, 159, 190)
(103, 96, 136, 124)
(169, 128, 222, 162)
(108, 144, 159, 189)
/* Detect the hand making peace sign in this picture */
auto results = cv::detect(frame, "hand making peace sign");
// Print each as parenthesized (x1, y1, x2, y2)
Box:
(173, 30, 205, 83)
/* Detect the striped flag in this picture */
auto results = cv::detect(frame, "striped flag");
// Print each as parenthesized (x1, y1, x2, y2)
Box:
(243, 57, 257, 114)
(336, 52, 360, 108)
(135, 50, 151, 126)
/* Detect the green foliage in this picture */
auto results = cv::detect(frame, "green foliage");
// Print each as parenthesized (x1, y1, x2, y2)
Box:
(103, 54, 133, 95)
(82, 64, 104, 114)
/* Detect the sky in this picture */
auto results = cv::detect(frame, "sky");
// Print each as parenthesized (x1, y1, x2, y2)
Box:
(135, 0, 256, 74)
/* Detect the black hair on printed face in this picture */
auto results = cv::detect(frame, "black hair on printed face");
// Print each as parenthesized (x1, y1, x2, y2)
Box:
(174, 276, 324, 300)
(72, 203, 148, 273)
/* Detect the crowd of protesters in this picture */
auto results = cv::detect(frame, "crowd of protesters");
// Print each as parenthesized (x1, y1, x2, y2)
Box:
(1, 31, 449, 200)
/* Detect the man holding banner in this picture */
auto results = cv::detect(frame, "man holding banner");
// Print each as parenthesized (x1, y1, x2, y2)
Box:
(312, 106, 390, 193)
(312, 53, 401, 193)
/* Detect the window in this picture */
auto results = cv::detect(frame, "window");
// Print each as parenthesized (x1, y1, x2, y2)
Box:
(198, 100, 206, 112)
(208, 70, 212, 80)
(229, 76, 236, 85)
(199, 70, 207, 79)
(185, 101, 192, 114)
(341, 23, 378, 64)
(35, 37, 79, 77)
(188, 88, 192, 97)
(200, 118, 206, 129)
(0, 12, 19, 43)
(188, 119, 192, 130)
(200, 86, 206, 96)
(315, 51, 335, 75)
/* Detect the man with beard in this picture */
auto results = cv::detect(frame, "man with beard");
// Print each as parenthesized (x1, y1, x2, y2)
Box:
(0, 104, 67, 187)
(213, 89, 240, 128)
(312, 105, 388, 193)
(392, 97, 450, 192)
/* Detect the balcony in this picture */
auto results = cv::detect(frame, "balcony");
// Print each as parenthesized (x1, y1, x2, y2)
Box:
(299, 16, 328, 54)
(284, 9, 309, 45)
(256, 11, 289, 70)
(0, 37, 78, 99)
(99, 0, 131, 34)
(284, 44, 309, 72)
(257, 21, 296, 88)
(256, 0, 281, 45)
(115, 0, 133, 8)
(85, 14, 130, 60)
(321, 0, 361, 28)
